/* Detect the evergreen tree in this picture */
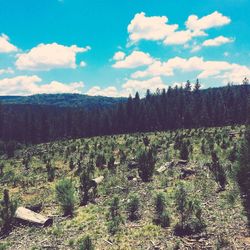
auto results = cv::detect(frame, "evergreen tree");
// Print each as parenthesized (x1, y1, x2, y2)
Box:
(137, 147, 156, 182)
(236, 121, 250, 224)
(55, 178, 76, 216)
(0, 189, 17, 234)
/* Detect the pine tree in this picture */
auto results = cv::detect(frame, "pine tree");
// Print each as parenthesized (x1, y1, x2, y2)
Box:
(236, 123, 250, 224)
(107, 196, 123, 235)
(55, 178, 75, 216)
(137, 147, 156, 182)
(79, 169, 92, 206)
(126, 193, 140, 221)
(0, 189, 17, 234)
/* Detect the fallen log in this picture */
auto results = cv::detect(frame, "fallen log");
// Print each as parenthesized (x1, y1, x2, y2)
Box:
(91, 176, 104, 187)
(15, 207, 53, 227)
(156, 165, 167, 174)
(180, 168, 196, 179)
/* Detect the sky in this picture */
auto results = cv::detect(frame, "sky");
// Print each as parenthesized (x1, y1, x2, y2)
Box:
(0, 0, 249, 97)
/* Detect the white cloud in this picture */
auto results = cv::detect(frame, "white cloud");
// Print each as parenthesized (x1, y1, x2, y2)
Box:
(127, 11, 230, 48)
(0, 75, 84, 95)
(80, 61, 87, 67)
(112, 51, 155, 69)
(164, 30, 206, 45)
(202, 36, 234, 47)
(15, 43, 90, 71)
(122, 76, 167, 92)
(113, 51, 126, 61)
(131, 56, 250, 84)
(0, 34, 18, 53)
(127, 12, 178, 44)
(86, 86, 129, 97)
(186, 11, 231, 31)
(0, 67, 14, 75)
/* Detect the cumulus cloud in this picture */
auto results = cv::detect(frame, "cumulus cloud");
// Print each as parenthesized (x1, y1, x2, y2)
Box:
(0, 34, 18, 53)
(186, 11, 231, 31)
(0, 75, 84, 95)
(86, 86, 129, 97)
(113, 51, 126, 61)
(122, 76, 167, 92)
(127, 11, 231, 49)
(112, 51, 155, 69)
(131, 56, 250, 83)
(202, 36, 234, 47)
(164, 30, 206, 45)
(0, 67, 14, 75)
(15, 43, 90, 71)
(127, 12, 178, 44)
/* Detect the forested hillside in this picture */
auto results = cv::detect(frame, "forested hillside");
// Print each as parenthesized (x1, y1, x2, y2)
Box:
(0, 83, 249, 147)
(0, 94, 126, 109)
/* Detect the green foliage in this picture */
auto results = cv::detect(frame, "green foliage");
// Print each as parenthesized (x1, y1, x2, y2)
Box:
(174, 184, 205, 236)
(154, 192, 170, 228)
(107, 155, 115, 172)
(180, 141, 189, 161)
(210, 151, 226, 191)
(78, 235, 94, 250)
(126, 193, 140, 221)
(0, 163, 4, 177)
(95, 153, 106, 168)
(107, 195, 123, 235)
(79, 169, 92, 206)
(236, 125, 250, 224)
(55, 178, 75, 216)
(137, 147, 156, 182)
(0, 189, 17, 234)
(46, 160, 55, 182)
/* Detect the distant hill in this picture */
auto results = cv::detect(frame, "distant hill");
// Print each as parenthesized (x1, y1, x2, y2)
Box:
(0, 94, 126, 109)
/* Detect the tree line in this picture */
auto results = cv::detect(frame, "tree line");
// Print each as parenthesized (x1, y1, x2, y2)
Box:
(0, 80, 249, 145)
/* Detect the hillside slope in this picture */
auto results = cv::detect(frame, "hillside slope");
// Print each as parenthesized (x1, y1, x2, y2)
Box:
(0, 125, 249, 249)
(0, 94, 126, 109)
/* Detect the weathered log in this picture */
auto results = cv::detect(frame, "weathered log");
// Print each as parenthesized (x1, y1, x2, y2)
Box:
(156, 165, 167, 174)
(180, 168, 196, 179)
(15, 207, 53, 227)
(91, 176, 104, 187)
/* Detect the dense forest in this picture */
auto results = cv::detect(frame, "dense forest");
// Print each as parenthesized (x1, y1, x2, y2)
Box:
(0, 94, 126, 109)
(0, 81, 249, 146)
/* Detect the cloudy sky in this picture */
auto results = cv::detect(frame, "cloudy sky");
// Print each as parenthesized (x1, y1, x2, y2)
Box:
(0, 0, 249, 97)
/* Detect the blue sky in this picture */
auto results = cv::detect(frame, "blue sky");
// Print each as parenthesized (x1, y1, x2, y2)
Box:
(0, 0, 249, 97)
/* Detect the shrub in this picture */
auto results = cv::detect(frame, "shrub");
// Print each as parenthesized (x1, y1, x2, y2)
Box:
(210, 151, 226, 191)
(95, 154, 106, 168)
(46, 160, 55, 182)
(0, 163, 4, 177)
(78, 235, 94, 250)
(79, 170, 92, 206)
(107, 155, 115, 172)
(137, 147, 156, 182)
(126, 193, 140, 221)
(180, 141, 189, 161)
(236, 125, 250, 224)
(174, 184, 205, 236)
(0, 189, 17, 234)
(55, 178, 75, 216)
(107, 196, 123, 235)
(154, 192, 170, 228)
(69, 158, 74, 171)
